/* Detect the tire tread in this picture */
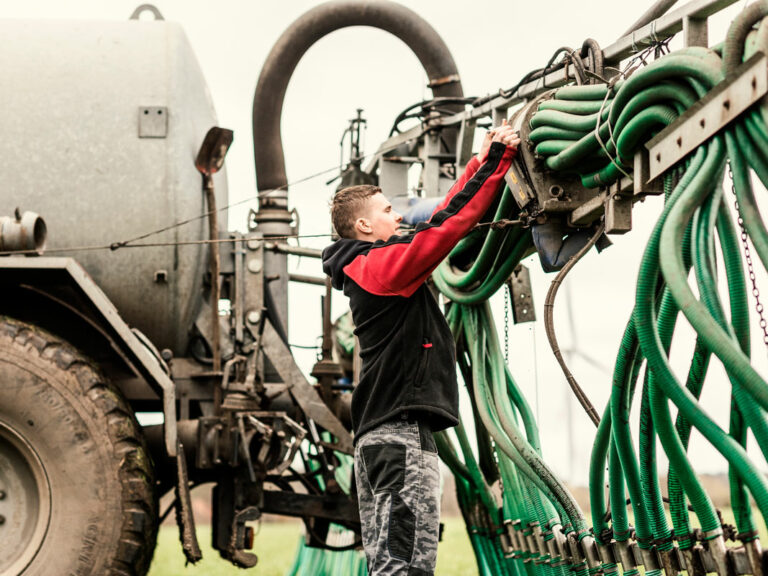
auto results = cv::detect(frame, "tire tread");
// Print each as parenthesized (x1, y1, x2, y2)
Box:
(1, 317, 158, 576)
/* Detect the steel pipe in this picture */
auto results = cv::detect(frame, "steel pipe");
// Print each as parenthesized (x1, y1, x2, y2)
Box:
(266, 242, 323, 258)
(0, 211, 46, 253)
(289, 273, 327, 286)
(623, 0, 680, 36)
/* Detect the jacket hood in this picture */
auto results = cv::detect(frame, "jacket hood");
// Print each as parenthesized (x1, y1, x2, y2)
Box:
(322, 238, 372, 290)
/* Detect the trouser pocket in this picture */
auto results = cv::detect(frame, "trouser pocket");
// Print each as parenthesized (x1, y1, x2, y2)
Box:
(361, 444, 406, 492)
(388, 491, 416, 562)
(361, 441, 417, 563)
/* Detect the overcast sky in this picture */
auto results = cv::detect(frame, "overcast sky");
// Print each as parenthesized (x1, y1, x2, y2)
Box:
(6, 0, 766, 485)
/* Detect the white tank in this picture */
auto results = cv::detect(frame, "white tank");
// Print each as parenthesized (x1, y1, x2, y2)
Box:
(0, 16, 227, 354)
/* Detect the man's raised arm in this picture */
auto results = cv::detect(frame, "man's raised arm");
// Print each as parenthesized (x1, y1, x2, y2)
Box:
(343, 125, 520, 297)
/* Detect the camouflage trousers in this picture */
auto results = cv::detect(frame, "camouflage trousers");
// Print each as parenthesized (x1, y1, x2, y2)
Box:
(354, 418, 440, 576)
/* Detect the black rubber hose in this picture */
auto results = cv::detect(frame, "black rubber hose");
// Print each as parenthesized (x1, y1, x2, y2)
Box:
(580, 38, 604, 84)
(543, 221, 605, 427)
(252, 0, 463, 197)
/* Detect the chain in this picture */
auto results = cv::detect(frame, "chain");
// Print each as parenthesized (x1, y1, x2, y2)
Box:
(492, 283, 513, 504)
(728, 162, 768, 349)
(504, 283, 510, 363)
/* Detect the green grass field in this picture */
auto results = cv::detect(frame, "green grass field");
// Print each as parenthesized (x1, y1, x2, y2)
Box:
(148, 516, 478, 575)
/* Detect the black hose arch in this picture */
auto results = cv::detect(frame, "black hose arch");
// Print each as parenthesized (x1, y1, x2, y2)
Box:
(252, 0, 464, 201)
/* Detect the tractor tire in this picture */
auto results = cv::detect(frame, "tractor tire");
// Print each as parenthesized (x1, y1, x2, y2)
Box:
(0, 317, 158, 575)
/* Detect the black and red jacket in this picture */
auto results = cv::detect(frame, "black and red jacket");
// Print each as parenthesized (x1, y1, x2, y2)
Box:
(322, 142, 515, 441)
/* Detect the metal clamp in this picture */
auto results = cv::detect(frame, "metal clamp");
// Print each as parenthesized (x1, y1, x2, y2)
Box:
(616, 539, 639, 572)
(597, 540, 618, 566)
(567, 531, 585, 566)
(640, 546, 662, 572)
(500, 522, 515, 559)
(533, 523, 550, 563)
(551, 525, 570, 567)
(581, 534, 602, 570)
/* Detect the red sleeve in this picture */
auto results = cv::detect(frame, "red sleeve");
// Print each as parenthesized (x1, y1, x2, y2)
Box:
(430, 155, 481, 216)
(343, 142, 515, 298)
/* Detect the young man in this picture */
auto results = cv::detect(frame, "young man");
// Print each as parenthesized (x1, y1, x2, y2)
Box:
(322, 122, 520, 575)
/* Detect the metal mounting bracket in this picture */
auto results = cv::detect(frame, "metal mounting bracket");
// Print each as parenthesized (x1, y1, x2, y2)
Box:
(261, 321, 354, 454)
(646, 52, 768, 181)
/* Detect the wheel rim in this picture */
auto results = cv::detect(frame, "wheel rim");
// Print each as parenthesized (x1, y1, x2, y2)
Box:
(0, 420, 52, 573)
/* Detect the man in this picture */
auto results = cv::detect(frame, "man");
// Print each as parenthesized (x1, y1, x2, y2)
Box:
(322, 122, 520, 575)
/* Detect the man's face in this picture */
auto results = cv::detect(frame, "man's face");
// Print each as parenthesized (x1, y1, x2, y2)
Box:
(356, 192, 403, 242)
